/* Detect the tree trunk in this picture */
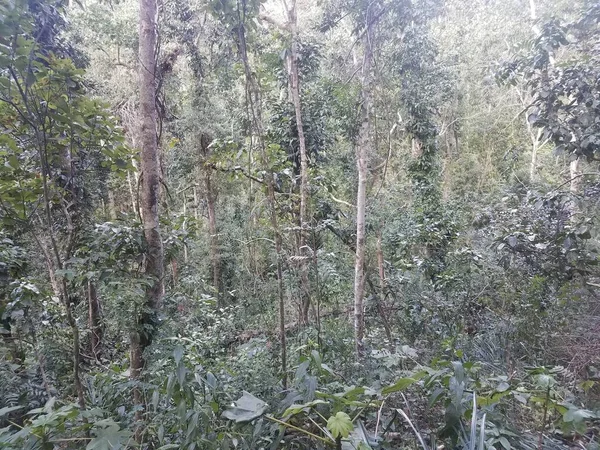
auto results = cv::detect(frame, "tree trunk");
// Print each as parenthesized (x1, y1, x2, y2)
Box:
(206, 175, 220, 297)
(353, 16, 374, 358)
(237, 16, 287, 388)
(133, 0, 164, 434)
(201, 135, 222, 302)
(570, 158, 581, 194)
(107, 189, 117, 220)
(287, 0, 311, 325)
(35, 153, 86, 409)
(88, 281, 102, 361)
(376, 230, 393, 345)
(182, 192, 188, 263)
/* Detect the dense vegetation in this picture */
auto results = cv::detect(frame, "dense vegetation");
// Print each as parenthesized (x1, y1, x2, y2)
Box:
(1, 0, 600, 448)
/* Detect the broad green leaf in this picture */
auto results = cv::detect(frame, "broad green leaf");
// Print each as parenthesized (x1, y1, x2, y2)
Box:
(563, 408, 596, 423)
(87, 422, 131, 450)
(382, 378, 417, 395)
(327, 412, 353, 439)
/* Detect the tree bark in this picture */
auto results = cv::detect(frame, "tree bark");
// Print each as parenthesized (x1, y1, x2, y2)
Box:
(201, 134, 222, 302)
(286, 0, 311, 325)
(133, 0, 164, 434)
(376, 230, 393, 345)
(237, 14, 287, 388)
(570, 158, 581, 194)
(353, 13, 374, 358)
(88, 281, 102, 361)
(107, 188, 117, 220)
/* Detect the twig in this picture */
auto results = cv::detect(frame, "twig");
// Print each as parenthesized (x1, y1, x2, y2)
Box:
(265, 415, 333, 445)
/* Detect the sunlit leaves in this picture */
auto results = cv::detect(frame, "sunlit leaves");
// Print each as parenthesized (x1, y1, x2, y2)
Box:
(326, 411, 353, 439)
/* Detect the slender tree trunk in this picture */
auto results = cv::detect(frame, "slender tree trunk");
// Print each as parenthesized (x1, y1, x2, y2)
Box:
(206, 175, 220, 296)
(88, 281, 102, 361)
(107, 189, 117, 220)
(570, 158, 581, 194)
(127, 170, 137, 214)
(286, 0, 311, 325)
(193, 185, 199, 221)
(353, 17, 374, 358)
(36, 152, 86, 409)
(182, 192, 188, 263)
(376, 230, 393, 345)
(569, 157, 582, 219)
(201, 135, 222, 302)
(237, 16, 287, 388)
(133, 0, 164, 435)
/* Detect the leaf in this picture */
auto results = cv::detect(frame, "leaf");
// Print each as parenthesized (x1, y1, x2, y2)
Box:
(206, 372, 217, 390)
(382, 371, 427, 395)
(173, 344, 184, 365)
(7, 155, 18, 170)
(534, 374, 555, 389)
(496, 382, 510, 393)
(428, 387, 445, 407)
(498, 436, 511, 449)
(563, 408, 596, 423)
(0, 405, 24, 417)
(87, 423, 131, 450)
(283, 400, 328, 417)
(222, 391, 267, 423)
(327, 412, 353, 439)
(177, 362, 187, 385)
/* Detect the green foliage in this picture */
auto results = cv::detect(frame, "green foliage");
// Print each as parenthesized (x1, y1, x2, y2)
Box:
(499, 3, 600, 161)
(2, 0, 600, 449)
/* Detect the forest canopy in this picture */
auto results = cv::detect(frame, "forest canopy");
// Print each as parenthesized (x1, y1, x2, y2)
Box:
(1, 0, 600, 449)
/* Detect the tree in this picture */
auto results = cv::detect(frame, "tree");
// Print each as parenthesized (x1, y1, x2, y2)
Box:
(352, 0, 378, 357)
(131, 0, 164, 427)
(286, 0, 311, 325)
(499, 3, 600, 176)
(0, 0, 131, 411)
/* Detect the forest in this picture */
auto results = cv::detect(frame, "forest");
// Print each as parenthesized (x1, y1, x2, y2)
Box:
(1, 0, 600, 448)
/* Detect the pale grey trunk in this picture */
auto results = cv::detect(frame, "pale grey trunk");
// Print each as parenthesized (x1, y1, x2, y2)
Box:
(287, 0, 311, 324)
(353, 22, 373, 358)
(132, 0, 164, 434)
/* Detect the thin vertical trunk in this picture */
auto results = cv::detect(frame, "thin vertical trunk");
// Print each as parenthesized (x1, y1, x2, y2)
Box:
(311, 225, 322, 350)
(107, 189, 117, 220)
(570, 158, 581, 193)
(182, 192, 188, 263)
(286, 0, 311, 325)
(570, 156, 582, 216)
(201, 135, 222, 302)
(88, 281, 102, 361)
(133, 0, 164, 433)
(206, 177, 220, 296)
(354, 17, 373, 358)
(127, 170, 137, 214)
(529, 127, 542, 182)
(193, 186, 199, 221)
(36, 149, 86, 409)
(376, 230, 393, 345)
(237, 11, 287, 387)
(528, 0, 543, 182)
